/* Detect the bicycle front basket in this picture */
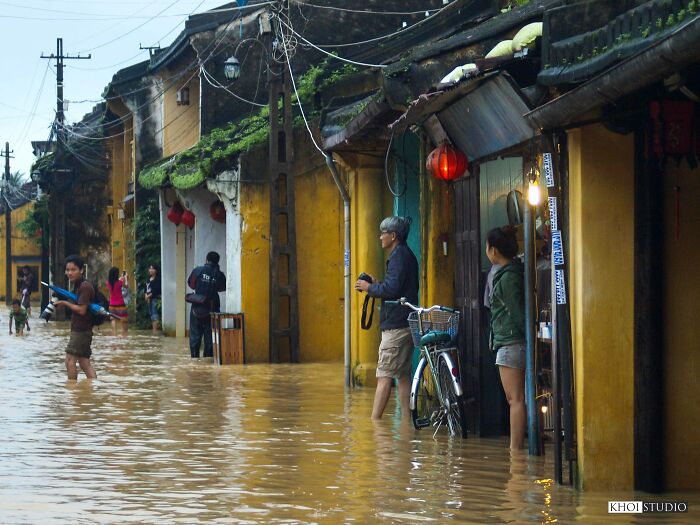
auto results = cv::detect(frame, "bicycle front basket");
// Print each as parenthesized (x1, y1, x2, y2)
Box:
(407, 310, 460, 347)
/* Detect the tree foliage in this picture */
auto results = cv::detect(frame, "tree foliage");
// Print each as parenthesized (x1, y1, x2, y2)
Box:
(131, 192, 161, 329)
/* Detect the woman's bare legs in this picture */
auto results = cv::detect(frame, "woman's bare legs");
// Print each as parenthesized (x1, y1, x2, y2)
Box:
(499, 365, 526, 450)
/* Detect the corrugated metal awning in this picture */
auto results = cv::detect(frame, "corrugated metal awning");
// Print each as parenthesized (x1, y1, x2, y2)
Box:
(435, 73, 537, 162)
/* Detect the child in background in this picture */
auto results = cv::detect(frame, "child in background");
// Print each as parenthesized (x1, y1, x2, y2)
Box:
(9, 299, 28, 336)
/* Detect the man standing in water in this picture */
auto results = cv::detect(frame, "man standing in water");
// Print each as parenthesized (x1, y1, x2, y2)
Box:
(355, 217, 418, 421)
(54, 255, 97, 380)
(187, 251, 226, 358)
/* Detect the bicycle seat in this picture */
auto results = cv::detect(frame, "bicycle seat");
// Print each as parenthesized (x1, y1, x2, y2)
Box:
(420, 330, 452, 347)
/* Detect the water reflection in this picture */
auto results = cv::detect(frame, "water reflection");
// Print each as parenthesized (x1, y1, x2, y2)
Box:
(0, 322, 697, 523)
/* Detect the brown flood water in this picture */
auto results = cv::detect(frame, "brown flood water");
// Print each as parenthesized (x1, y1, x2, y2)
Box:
(0, 322, 697, 524)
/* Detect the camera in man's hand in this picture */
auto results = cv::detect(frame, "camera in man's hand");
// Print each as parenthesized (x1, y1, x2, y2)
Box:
(357, 273, 373, 285)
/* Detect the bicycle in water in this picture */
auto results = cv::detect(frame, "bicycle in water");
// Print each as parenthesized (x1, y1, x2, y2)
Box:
(389, 298, 468, 438)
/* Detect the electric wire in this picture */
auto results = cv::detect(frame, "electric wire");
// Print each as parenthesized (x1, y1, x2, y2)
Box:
(277, 18, 387, 68)
(200, 66, 267, 107)
(298, 1, 453, 48)
(384, 129, 407, 198)
(290, 1, 441, 16)
(276, 15, 323, 155)
(13, 62, 52, 150)
(77, 0, 183, 53)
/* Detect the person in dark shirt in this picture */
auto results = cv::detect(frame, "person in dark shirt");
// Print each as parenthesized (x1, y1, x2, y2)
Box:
(54, 255, 97, 380)
(187, 251, 226, 358)
(145, 263, 162, 333)
(355, 216, 418, 421)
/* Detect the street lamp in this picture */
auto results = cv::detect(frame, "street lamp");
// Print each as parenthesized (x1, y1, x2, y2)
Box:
(223, 38, 269, 81)
(223, 56, 241, 80)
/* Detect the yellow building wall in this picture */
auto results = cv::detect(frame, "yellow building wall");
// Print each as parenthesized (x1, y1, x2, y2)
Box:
(161, 70, 200, 158)
(0, 202, 42, 301)
(567, 124, 635, 490)
(663, 160, 700, 489)
(240, 181, 271, 363)
(347, 155, 385, 386)
(105, 98, 136, 277)
(421, 171, 456, 309)
(295, 166, 344, 362)
(239, 145, 344, 364)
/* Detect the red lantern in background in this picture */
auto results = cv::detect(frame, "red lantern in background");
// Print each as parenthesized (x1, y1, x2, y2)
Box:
(166, 202, 184, 225)
(426, 142, 468, 181)
(210, 200, 226, 223)
(181, 209, 196, 229)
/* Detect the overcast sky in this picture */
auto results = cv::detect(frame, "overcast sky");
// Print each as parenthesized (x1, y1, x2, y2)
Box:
(0, 0, 230, 178)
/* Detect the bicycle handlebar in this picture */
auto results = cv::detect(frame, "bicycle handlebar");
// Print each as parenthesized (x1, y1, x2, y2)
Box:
(385, 298, 458, 314)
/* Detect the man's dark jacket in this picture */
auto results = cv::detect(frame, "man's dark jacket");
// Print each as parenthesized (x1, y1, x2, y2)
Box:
(188, 263, 226, 313)
(367, 242, 419, 330)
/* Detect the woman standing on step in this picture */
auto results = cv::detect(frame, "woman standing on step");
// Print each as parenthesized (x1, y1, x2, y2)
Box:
(106, 267, 129, 336)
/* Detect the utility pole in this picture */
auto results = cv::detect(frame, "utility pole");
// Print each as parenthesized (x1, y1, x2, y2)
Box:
(1, 143, 14, 305)
(41, 38, 90, 308)
(267, 1, 300, 363)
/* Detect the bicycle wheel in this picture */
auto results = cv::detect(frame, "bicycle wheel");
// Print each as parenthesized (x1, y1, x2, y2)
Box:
(410, 356, 440, 430)
(438, 353, 468, 438)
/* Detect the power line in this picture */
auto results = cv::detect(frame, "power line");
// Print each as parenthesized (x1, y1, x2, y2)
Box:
(290, 1, 441, 16)
(277, 18, 388, 68)
(276, 16, 323, 155)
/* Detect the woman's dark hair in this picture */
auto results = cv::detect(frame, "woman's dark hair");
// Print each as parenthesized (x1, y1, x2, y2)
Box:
(486, 226, 518, 259)
(64, 254, 85, 270)
(149, 264, 159, 274)
(108, 267, 120, 287)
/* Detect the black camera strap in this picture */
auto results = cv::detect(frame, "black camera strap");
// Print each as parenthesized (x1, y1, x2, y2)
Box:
(361, 294, 375, 330)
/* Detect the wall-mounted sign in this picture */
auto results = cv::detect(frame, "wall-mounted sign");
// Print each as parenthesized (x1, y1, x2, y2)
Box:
(552, 230, 564, 266)
(556, 269, 567, 305)
(549, 196, 558, 231)
(543, 153, 554, 187)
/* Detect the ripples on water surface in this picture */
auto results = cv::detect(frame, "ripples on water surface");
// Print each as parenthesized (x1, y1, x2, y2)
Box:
(0, 322, 697, 524)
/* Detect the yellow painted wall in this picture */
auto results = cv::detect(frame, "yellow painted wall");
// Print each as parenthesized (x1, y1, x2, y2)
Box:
(239, 144, 344, 363)
(161, 69, 200, 158)
(346, 155, 385, 386)
(295, 165, 344, 361)
(240, 179, 271, 363)
(105, 98, 135, 277)
(0, 202, 42, 300)
(421, 170, 455, 309)
(568, 124, 635, 490)
(663, 160, 700, 489)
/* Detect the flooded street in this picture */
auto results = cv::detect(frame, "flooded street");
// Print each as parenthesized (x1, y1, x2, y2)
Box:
(0, 322, 697, 524)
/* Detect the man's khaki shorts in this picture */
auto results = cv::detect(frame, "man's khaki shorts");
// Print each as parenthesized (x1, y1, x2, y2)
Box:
(66, 331, 93, 359)
(377, 327, 414, 379)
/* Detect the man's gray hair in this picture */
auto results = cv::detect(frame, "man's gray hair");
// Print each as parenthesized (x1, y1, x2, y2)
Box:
(379, 216, 411, 241)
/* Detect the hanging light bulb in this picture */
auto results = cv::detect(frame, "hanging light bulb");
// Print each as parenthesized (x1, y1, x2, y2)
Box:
(527, 179, 541, 206)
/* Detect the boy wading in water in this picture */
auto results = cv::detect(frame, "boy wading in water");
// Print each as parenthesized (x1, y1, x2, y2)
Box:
(54, 255, 97, 380)
(9, 299, 28, 336)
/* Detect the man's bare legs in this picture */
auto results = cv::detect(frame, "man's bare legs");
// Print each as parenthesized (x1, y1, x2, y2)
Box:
(372, 377, 393, 419)
(65, 354, 97, 380)
(372, 375, 411, 421)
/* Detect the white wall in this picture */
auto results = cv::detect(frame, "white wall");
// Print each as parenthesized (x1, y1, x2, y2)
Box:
(159, 190, 178, 335)
(181, 187, 227, 310)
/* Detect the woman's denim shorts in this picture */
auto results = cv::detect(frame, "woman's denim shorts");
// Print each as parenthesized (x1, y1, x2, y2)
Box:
(495, 343, 526, 370)
(148, 300, 159, 321)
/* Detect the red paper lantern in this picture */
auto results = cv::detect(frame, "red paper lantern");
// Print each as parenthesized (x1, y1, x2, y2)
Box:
(426, 142, 468, 181)
(181, 209, 196, 229)
(166, 202, 184, 225)
(210, 200, 226, 223)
